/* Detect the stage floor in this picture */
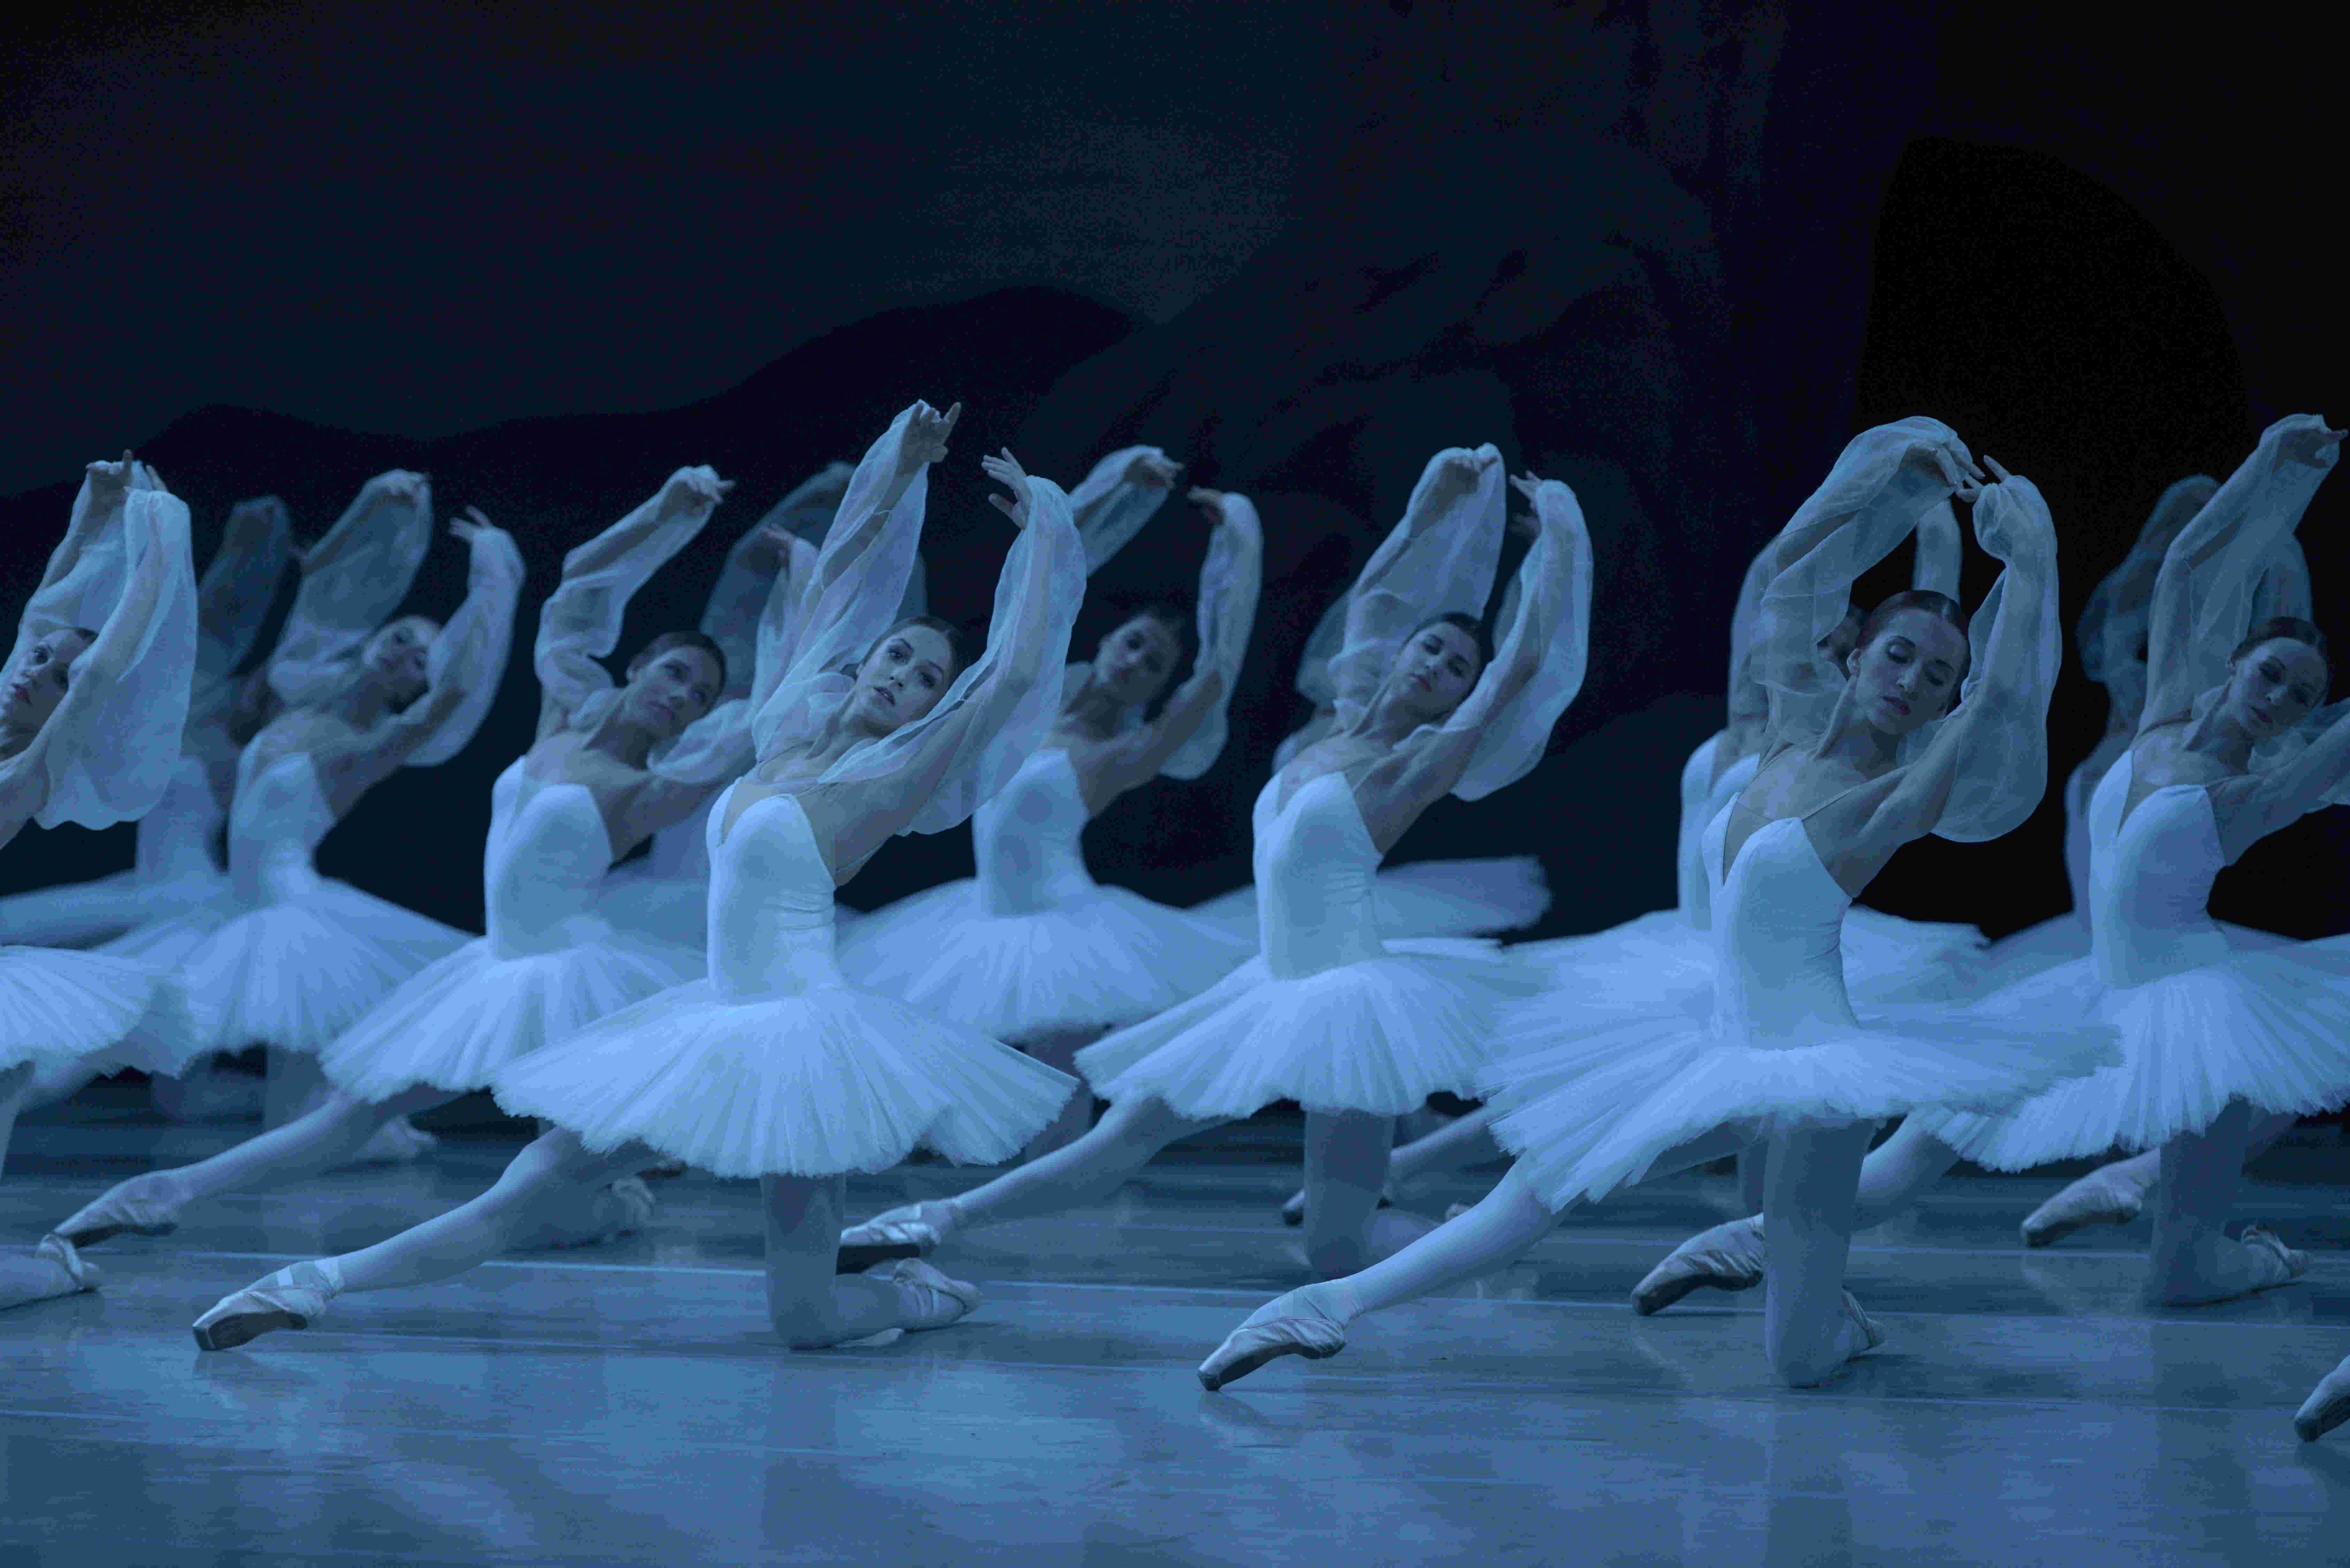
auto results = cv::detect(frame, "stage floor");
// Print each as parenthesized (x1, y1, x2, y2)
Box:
(4, 1099, 2348, 1567)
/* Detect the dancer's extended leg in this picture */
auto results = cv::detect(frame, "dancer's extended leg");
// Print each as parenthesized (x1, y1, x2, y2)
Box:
(57, 1084, 454, 1246)
(2142, 1100, 2307, 1307)
(1759, 1119, 1883, 1388)
(844, 1095, 1221, 1251)
(2297, 1353, 2350, 1441)
(2022, 1107, 2302, 1247)
(1201, 1123, 1752, 1389)
(760, 1174, 981, 1350)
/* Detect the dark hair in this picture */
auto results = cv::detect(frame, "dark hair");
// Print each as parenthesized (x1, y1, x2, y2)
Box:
(2230, 616, 2330, 677)
(65, 624, 99, 646)
(863, 614, 974, 681)
(1405, 610, 1494, 667)
(629, 629, 728, 692)
(1853, 590, 1969, 680)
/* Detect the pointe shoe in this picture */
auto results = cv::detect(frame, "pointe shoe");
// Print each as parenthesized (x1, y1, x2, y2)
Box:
(1841, 1290, 1887, 1357)
(1279, 1189, 1393, 1228)
(875, 1258, 982, 1333)
(192, 1259, 343, 1352)
(1197, 1289, 1348, 1391)
(56, 1174, 186, 1247)
(35, 1235, 101, 1295)
(2240, 1225, 2310, 1290)
(1631, 1215, 1766, 1316)
(0, 1235, 103, 1311)
(837, 1201, 954, 1273)
(336, 1117, 438, 1171)
(2020, 1170, 2144, 1248)
(2295, 1360, 2350, 1441)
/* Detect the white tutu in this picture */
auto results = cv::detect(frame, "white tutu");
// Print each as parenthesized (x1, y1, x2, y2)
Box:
(1, 945, 204, 1076)
(1076, 937, 1544, 1119)
(1186, 855, 1551, 943)
(836, 879, 1254, 1039)
(1919, 936, 2350, 1169)
(318, 923, 704, 1102)
(111, 881, 468, 1057)
(0, 868, 230, 952)
(490, 976, 1076, 1179)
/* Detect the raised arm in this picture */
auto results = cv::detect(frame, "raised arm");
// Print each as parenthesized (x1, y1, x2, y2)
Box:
(534, 466, 731, 738)
(1358, 473, 1591, 848)
(2142, 415, 2341, 732)
(193, 497, 295, 694)
(1092, 486, 1264, 794)
(1324, 446, 1509, 720)
(1912, 497, 1963, 599)
(1067, 447, 1183, 573)
(808, 403, 959, 603)
(826, 453, 1085, 866)
(267, 471, 433, 706)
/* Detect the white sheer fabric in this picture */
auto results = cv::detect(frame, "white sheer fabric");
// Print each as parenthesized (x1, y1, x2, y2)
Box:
(1156, 495, 1263, 781)
(267, 472, 433, 708)
(2079, 476, 2216, 724)
(750, 403, 1089, 836)
(16, 475, 199, 830)
(192, 497, 293, 708)
(1067, 447, 1176, 573)
(406, 525, 525, 768)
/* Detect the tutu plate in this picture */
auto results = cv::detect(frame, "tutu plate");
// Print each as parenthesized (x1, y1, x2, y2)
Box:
(1, 945, 204, 1076)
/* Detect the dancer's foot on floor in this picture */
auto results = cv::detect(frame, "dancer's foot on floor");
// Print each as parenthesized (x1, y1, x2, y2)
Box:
(878, 1258, 982, 1333)
(2020, 1166, 2145, 1248)
(55, 1172, 187, 1247)
(2145, 1225, 2308, 1308)
(838, 1200, 955, 1271)
(1198, 1285, 1349, 1391)
(1632, 1215, 1765, 1315)
(0, 1236, 102, 1312)
(192, 1259, 343, 1351)
(2296, 1356, 2350, 1441)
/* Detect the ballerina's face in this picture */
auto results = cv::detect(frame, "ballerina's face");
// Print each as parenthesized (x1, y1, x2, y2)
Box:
(1, 628, 95, 730)
(1093, 614, 1182, 707)
(849, 623, 957, 736)
(1385, 621, 1483, 722)
(1850, 608, 1967, 736)
(362, 616, 440, 707)
(621, 645, 724, 743)
(2224, 637, 2327, 743)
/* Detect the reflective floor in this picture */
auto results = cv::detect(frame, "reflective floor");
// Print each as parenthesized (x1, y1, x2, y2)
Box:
(4, 1091, 2347, 1567)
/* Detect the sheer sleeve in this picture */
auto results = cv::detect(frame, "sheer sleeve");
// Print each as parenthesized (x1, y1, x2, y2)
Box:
(2079, 475, 2217, 726)
(1066, 447, 1177, 573)
(647, 533, 822, 789)
(699, 528, 787, 702)
(750, 407, 933, 758)
(1327, 446, 1508, 727)
(193, 497, 293, 694)
(268, 472, 433, 707)
(1155, 494, 1264, 780)
(1912, 499, 1963, 598)
(17, 486, 200, 829)
(1917, 476, 2063, 842)
(1420, 478, 1593, 800)
(536, 468, 727, 730)
(2145, 415, 2338, 729)
(1753, 418, 1974, 747)
(404, 525, 525, 768)
(1724, 541, 1774, 729)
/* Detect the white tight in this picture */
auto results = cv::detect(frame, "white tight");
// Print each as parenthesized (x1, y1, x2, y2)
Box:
(1013, 1026, 1111, 1161)
(317, 1130, 914, 1349)
(0, 1060, 30, 1176)
(2, 1061, 82, 1312)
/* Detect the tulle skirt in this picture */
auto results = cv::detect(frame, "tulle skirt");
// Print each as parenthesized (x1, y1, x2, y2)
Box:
(1918, 936, 2350, 1169)
(490, 977, 1077, 1179)
(1, 945, 204, 1076)
(1075, 938, 1546, 1119)
(836, 879, 1256, 1039)
(107, 881, 468, 1056)
(594, 872, 860, 953)
(1184, 856, 1550, 945)
(0, 868, 227, 952)
(1483, 985, 2121, 1209)
(319, 923, 705, 1102)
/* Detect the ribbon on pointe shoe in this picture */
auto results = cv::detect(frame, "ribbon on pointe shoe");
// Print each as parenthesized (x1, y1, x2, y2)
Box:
(873, 1258, 981, 1332)
(1631, 1215, 1767, 1316)
(2240, 1225, 2309, 1287)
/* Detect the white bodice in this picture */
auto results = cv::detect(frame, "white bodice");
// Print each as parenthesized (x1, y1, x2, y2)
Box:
(1703, 809, 1859, 1047)
(485, 760, 620, 957)
(1677, 734, 1760, 934)
(1251, 772, 1388, 979)
(226, 751, 337, 906)
(973, 748, 1095, 917)
(134, 757, 223, 884)
(643, 795, 718, 884)
(2087, 753, 2233, 988)
(705, 784, 842, 1003)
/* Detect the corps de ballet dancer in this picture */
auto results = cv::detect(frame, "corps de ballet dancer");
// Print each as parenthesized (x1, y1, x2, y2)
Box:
(838, 447, 1264, 1156)
(56, 467, 768, 1254)
(841, 443, 1589, 1283)
(2, 455, 199, 1310)
(1196, 423, 2121, 1393)
(188, 402, 1088, 1353)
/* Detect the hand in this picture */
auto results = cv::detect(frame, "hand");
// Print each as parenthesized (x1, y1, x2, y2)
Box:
(2276, 416, 2345, 470)
(982, 449, 1035, 529)
(448, 505, 495, 547)
(85, 450, 136, 495)
(901, 402, 962, 473)
(1187, 485, 1228, 524)
(1972, 457, 2055, 565)
(1507, 471, 1548, 537)
(1129, 451, 1184, 489)
(668, 467, 733, 509)
(1424, 447, 1497, 509)
(1911, 435, 1986, 501)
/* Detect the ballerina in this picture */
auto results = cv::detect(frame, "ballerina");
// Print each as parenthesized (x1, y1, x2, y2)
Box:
(1197, 424, 2116, 1393)
(92, 472, 520, 1138)
(838, 449, 1263, 1156)
(841, 444, 1590, 1282)
(2, 454, 199, 1310)
(189, 402, 1087, 1353)
(55, 469, 755, 1253)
